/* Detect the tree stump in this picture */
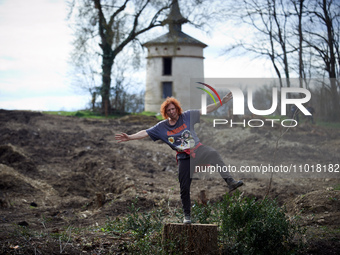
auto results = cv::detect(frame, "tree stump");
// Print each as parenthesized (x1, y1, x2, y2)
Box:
(162, 223, 218, 254)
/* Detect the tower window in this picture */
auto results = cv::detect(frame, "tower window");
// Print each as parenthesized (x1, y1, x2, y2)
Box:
(163, 57, 172, 75)
(162, 82, 172, 98)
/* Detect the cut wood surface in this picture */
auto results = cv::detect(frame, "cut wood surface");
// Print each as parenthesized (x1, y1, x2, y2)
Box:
(162, 223, 218, 254)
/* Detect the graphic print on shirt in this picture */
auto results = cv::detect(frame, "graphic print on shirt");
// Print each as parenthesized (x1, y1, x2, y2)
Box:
(174, 130, 195, 151)
(145, 110, 201, 152)
(168, 137, 175, 144)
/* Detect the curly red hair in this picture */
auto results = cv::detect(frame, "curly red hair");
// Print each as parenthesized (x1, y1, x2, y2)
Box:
(160, 97, 183, 119)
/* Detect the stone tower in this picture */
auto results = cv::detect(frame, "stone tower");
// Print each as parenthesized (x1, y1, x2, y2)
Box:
(143, 0, 207, 113)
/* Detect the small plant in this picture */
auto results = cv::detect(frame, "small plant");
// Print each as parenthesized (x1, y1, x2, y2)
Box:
(191, 201, 213, 224)
(12, 224, 33, 240)
(101, 198, 168, 254)
(125, 201, 164, 238)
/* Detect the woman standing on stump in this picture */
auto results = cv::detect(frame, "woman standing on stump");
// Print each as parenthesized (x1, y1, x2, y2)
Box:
(115, 94, 243, 224)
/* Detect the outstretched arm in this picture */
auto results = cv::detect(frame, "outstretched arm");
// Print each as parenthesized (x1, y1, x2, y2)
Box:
(200, 92, 233, 115)
(115, 130, 149, 143)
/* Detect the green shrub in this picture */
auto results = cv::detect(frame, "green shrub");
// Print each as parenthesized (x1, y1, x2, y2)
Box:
(219, 191, 304, 255)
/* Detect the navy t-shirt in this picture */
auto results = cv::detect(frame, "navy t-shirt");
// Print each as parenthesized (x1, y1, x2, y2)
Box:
(146, 110, 201, 153)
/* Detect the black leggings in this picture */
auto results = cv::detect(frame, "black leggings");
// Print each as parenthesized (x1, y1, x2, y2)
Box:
(178, 145, 233, 216)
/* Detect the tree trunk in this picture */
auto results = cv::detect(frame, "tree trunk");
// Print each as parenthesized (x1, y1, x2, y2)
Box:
(323, 0, 339, 121)
(298, 0, 305, 88)
(330, 78, 340, 121)
(101, 51, 114, 117)
(162, 223, 218, 254)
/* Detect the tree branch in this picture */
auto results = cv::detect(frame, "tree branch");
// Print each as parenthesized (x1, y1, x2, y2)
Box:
(108, 0, 129, 28)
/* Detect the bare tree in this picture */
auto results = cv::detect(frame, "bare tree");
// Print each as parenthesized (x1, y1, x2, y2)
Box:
(68, 0, 172, 116)
(272, 0, 292, 87)
(223, 0, 295, 88)
(289, 0, 316, 91)
(304, 0, 340, 121)
(290, 0, 306, 87)
(220, 0, 339, 120)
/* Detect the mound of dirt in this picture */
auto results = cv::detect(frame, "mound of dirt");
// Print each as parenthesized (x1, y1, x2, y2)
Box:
(0, 165, 37, 195)
(0, 144, 37, 174)
(285, 189, 340, 255)
(286, 189, 340, 226)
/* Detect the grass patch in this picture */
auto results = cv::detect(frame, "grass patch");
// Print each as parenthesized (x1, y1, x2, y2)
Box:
(43, 110, 79, 117)
(316, 121, 340, 129)
(44, 110, 126, 119)
(44, 110, 162, 120)
(137, 111, 157, 117)
(334, 184, 340, 191)
(133, 111, 163, 120)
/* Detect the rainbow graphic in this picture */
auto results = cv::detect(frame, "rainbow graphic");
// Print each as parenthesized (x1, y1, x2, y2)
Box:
(196, 82, 223, 106)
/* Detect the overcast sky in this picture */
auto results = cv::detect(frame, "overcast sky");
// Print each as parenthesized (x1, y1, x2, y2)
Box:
(0, 0, 275, 112)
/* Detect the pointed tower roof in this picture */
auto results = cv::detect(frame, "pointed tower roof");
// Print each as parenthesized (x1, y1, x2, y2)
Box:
(143, 0, 207, 48)
(165, 0, 188, 34)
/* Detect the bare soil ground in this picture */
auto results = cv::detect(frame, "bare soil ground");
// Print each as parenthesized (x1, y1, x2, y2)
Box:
(0, 109, 339, 254)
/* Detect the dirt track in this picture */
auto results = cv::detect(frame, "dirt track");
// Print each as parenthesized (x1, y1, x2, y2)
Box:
(0, 109, 339, 254)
